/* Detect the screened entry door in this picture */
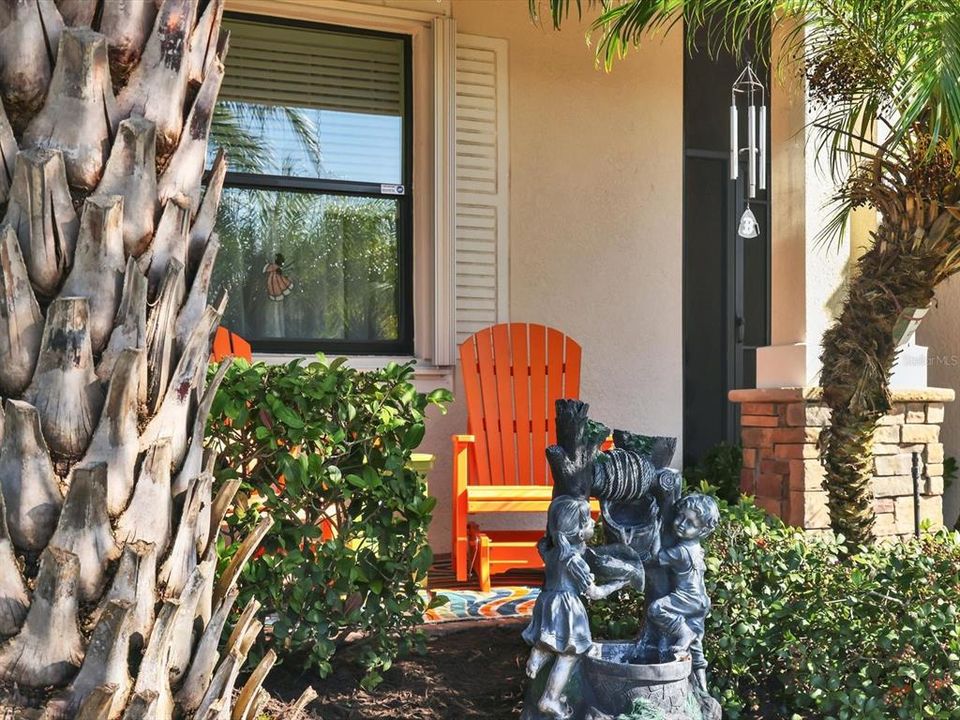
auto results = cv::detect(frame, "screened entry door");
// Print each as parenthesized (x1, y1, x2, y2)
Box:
(682, 155, 769, 468)
(681, 35, 771, 469)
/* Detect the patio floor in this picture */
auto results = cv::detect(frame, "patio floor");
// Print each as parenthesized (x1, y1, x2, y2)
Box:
(424, 553, 542, 623)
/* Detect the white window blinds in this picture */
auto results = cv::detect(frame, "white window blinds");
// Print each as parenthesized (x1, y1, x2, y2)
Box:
(221, 19, 405, 117)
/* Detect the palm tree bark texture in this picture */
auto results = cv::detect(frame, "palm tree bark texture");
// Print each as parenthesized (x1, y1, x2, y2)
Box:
(0, 0, 274, 718)
(819, 143, 960, 546)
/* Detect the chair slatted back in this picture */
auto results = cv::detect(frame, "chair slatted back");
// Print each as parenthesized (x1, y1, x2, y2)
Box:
(459, 323, 583, 486)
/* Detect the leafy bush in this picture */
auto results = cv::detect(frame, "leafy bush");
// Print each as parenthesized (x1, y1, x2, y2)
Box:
(207, 357, 451, 687)
(683, 442, 743, 505)
(589, 496, 960, 719)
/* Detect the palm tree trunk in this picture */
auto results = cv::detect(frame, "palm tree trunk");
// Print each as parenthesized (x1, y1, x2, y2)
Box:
(819, 213, 948, 550)
(0, 1, 272, 716)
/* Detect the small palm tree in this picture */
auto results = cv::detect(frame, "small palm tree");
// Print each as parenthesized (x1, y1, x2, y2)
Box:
(534, 0, 960, 550)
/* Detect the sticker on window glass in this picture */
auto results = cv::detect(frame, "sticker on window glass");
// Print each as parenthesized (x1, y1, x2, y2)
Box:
(380, 184, 405, 195)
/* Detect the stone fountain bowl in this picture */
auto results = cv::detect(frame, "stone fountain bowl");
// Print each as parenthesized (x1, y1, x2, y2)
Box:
(583, 642, 697, 719)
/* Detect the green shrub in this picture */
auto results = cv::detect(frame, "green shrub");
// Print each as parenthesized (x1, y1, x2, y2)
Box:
(589, 496, 960, 719)
(683, 442, 743, 505)
(207, 357, 451, 687)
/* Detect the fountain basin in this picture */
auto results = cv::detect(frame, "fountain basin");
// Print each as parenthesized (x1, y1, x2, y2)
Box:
(582, 642, 700, 719)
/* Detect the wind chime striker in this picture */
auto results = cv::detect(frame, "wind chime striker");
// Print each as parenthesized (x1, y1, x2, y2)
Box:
(730, 62, 766, 239)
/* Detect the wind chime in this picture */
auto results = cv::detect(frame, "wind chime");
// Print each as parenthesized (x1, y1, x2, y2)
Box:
(730, 62, 766, 238)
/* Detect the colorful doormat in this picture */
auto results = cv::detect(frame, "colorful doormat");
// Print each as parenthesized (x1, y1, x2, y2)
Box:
(422, 586, 540, 623)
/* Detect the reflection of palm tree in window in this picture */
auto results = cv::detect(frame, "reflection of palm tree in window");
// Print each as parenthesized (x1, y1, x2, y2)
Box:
(208, 100, 400, 343)
(210, 100, 325, 176)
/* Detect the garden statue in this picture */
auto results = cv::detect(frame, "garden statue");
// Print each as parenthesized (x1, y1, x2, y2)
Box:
(521, 400, 723, 720)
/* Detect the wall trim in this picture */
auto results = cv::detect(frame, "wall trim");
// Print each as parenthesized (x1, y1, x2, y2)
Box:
(226, 0, 447, 32)
(433, 16, 457, 366)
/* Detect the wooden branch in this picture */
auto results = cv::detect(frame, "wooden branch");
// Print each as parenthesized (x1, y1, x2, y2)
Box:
(194, 650, 242, 720)
(23, 27, 118, 191)
(141, 194, 189, 299)
(0, 490, 28, 638)
(143, 259, 184, 414)
(121, 691, 158, 720)
(80, 348, 143, 516)
(225, 596, 260, 656)
(0, 399, 62, 551)
(292, 687, 319, 719)
(95, 540, 157, 652)
(97, 257, 147, 384)
(191, 473, 214, 570)
(3, 148, 79, 298)
(172, 357, 231, 498)
(207, 476, 240, 556)
(94, 116, 158, 257)
(176, 232, 219, 354)
(142, 304, 221, 469)
(175, 585, 239, 714)
(214, 514, 273, 606)
(188, 148, 226, 275)
(188, 0, 223, 87)
(157, 56, 223, 214)
(0, 102, 17, 204)
(248, 689, 271, 720)
(158, 474, 210, 597)
(58, 194, 126, 353)
(0, 546, 83, 687)
(75, 684, 120, 720)
(55, 0, 97, 27)
(168, 558, 214, 684)
(0, 0, 63, 133)
(99, 0, 158, 88)
(117, 0, 198, 157)
(196, 531, 215, 627)
(0, 222, 43, 396)
(237, 619, 263, 660)
(132, 599, 178, 718)
(116, 439, 173, 556)
(65, 600, 132, 718)
(25, 297, 104, 457)
(48, 462, 119, 602)
(201, 472, 237, 579)
(232, 650, 276, 720)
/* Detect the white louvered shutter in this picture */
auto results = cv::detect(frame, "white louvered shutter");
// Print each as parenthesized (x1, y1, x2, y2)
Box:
(454, 34, 509, 344)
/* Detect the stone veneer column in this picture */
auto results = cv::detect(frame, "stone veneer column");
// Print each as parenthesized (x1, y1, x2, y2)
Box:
(729, 387, 955, 540)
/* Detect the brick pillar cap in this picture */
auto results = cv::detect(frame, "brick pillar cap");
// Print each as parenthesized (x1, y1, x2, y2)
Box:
(729, 387, 956, 404)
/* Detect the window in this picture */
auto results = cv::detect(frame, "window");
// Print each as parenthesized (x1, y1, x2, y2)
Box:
(210, 14, 413, 354)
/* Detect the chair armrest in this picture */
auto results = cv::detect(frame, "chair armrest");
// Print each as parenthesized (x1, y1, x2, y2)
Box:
(452, 435, 475, 493)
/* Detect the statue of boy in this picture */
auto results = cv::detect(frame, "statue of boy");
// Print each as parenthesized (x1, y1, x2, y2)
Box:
(645, 492, 720, 695)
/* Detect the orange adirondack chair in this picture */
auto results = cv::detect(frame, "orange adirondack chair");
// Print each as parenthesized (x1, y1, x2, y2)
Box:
(211, 327, 252, 362)
(452, 323, 599, 591)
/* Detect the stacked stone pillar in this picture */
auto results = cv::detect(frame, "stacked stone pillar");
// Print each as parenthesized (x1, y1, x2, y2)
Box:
(729, 388, 954, 540)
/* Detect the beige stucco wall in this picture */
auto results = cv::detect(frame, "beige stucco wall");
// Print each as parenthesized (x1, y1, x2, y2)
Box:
(415, 0, 685, 552)
(919, 278, 960, 526)
(232, 0, 684, 554)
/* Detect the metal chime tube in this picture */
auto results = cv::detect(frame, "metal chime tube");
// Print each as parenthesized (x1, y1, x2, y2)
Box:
(758, 104, 767, 191)
(729, 101, 739, 180)
(747, 103, 757, 198)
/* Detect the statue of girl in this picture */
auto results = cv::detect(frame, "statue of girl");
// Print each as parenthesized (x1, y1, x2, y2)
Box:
(522, 495, 637, 719)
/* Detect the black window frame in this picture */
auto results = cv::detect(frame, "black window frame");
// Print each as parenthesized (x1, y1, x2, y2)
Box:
(217, 12, 415, 356)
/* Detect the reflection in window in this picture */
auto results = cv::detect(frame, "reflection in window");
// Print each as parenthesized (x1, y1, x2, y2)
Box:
(212, 189, 399, 343)
(208, 15, 411, 353)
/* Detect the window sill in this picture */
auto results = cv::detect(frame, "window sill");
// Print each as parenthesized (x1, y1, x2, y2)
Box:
(251, 353, 454, 386)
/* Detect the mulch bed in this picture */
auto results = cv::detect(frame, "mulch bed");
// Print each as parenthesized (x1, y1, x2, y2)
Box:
(265, 618, 529, 719)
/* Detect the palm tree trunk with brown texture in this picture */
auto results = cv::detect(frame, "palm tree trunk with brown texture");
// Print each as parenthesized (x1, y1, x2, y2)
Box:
(820, 200, 958, 550)
(0, 1, 273, 717)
